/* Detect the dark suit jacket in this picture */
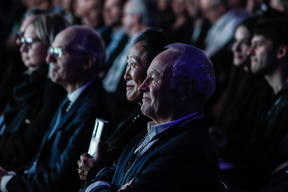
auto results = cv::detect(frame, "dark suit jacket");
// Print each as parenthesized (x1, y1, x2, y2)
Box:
(0, 66, 66, 171)
(5, 79, 115, 192)
(81, 113, 221, 192)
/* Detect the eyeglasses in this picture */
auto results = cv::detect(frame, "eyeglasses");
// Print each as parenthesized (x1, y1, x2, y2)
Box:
(48, 47, 64, 59)
(20, 36, 41, 48)
(15, 31, 24, 45)
(48, 46, 97, 59)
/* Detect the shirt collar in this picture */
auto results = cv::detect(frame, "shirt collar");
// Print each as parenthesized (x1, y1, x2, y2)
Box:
(67, 80, 93, 103)
(147, 112, 199, 139)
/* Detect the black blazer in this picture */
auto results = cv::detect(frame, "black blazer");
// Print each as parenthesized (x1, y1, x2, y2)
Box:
(81, 113, 221, 192)
(5, 79, 115, 192)
(0, 66, 66, 171)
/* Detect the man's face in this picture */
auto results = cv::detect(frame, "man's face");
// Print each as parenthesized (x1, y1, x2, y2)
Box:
(249, 35, 277, 75)
(122, 0, 135, 36)
(199, 0, 222, 24)
(46, 29, 85, 86)
(139, 50, 176, 123)
(103, 0, 122, 26)
(81, 0, 103, 28)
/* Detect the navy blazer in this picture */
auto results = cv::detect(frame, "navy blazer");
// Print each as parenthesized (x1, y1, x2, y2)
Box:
(6, 80, 115, 192)
(81, 113, 221, 192)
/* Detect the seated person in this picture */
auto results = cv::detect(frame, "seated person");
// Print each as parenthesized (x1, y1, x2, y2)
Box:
(0, 14, 69, 171)
(80, 43, 222, 192)
(77, 28, 175, 181)
(0, 25, 115, 192)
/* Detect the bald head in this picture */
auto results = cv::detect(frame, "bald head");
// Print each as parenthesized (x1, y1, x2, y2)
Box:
(57, 25, 106, 69)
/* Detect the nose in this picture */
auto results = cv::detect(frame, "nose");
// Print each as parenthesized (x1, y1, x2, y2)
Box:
(20, 43, 28, 52)
(232, 41, 241, 53)
(46, 52, 56, 64)
(124, 65, 131, 81)
(138, 77, 149, 93)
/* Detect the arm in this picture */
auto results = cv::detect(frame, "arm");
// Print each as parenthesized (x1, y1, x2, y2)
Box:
(5, 105, 107, 191)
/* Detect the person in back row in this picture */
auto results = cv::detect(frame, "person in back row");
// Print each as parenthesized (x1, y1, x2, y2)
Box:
(0, 25, 115, 192)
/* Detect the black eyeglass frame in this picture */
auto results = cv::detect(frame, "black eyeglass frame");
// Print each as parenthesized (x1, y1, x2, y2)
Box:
(20, 36, 41, 48)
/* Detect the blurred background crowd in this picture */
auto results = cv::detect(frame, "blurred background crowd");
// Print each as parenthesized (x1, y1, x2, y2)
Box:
(1, 0, 288, 191)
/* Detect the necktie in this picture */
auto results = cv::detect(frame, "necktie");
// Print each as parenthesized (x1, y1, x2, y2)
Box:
(47, 98, 70, 139)
(25, 98, 71, 174)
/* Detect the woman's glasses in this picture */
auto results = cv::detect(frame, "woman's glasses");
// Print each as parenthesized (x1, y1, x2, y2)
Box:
(20, 36, 41, 48)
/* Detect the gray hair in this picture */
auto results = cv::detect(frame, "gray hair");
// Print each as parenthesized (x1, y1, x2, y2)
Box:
(70, 26, 106, 72)
(165, 43, 215, 107)
(29, 14, 71, 44)
(128, 0, 156, 26)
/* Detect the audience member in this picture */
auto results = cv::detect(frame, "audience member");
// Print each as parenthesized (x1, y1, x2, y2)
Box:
(100, 0, 128, 76)
(50, 0, 76, 24)
(185, 0, 210, 49)
(102, 0, 156, 122)
(169, 0, 193, 43)
(80, 0, 105, 30)
(79, 43, 222, 192)
(0, 14, 69, 171)
(77, 29, 174, 181)
(0, 7, 49, 113)
(199, 0, 247, 123)
(243, 17, 288, 191)
(155, 0, 174, 31)
(0, 25, 115, 191)
(210, 16, 273, 189)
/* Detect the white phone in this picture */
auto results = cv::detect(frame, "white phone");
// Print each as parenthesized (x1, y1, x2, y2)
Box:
(88, 118, 109, 157)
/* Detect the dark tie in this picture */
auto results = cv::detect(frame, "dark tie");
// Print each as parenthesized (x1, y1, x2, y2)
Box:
(25, 98, 71, 174)
(47, 98, 70, 139)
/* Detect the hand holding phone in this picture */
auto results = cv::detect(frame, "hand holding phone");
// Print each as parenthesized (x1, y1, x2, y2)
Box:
(88, 118, 109, 157)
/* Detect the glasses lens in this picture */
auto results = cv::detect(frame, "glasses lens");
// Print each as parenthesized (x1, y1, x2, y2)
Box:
(48, 47, 62, 59)
(25, 37, 34, 44)
(20, 37, 38, 48)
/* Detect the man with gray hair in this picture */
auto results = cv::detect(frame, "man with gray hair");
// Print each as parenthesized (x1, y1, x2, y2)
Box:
(0, 25, 115, 192)
(80, 43, 222, 192)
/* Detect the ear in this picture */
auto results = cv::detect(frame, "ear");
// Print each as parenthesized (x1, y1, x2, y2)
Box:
(134, 13, 141, 24)
(83, 54, 96, 71)
(179, 81, 194, 102)
(277, 45, 288, 59)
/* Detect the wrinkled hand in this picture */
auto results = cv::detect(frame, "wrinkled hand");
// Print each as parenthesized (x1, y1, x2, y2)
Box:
(118, 178, 135, 192)
(77, 141, 103, 180)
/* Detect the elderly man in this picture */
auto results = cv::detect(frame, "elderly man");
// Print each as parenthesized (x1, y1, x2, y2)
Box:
(0, 26, 114, 192)
(80, 43, 221, 192)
